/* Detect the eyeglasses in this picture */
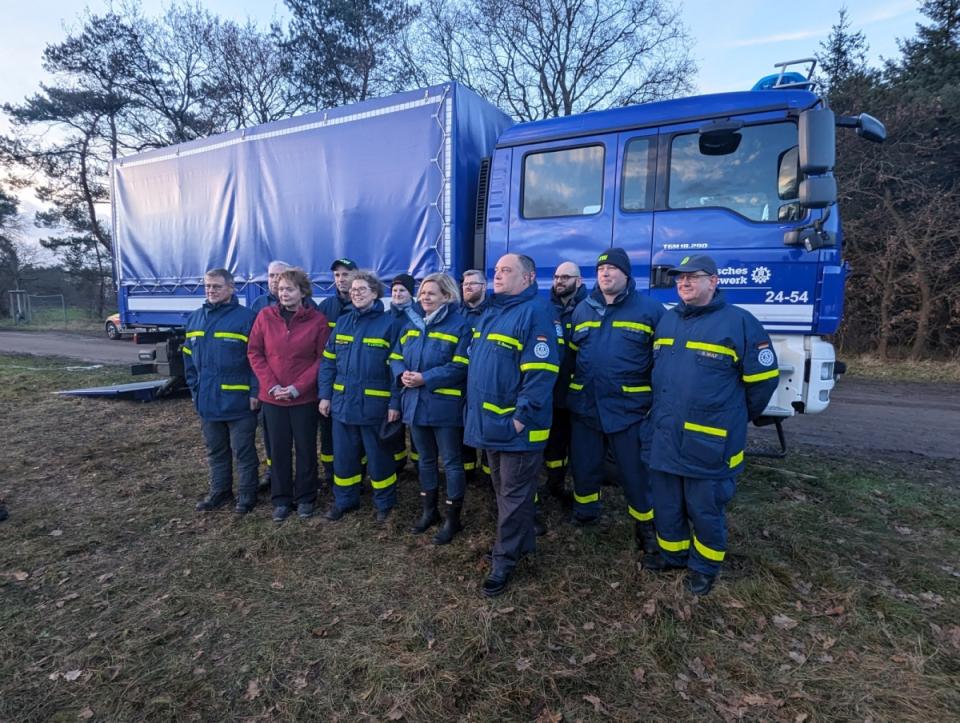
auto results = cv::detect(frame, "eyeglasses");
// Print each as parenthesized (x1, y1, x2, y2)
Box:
(462, 282, 484, 288)
(674, 273, 712, 283)
(553, 275, 579, 282)
(350, 287, 373, 296)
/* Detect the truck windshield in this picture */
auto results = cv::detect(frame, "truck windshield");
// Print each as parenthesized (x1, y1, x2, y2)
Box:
(668, 121, 798, 222)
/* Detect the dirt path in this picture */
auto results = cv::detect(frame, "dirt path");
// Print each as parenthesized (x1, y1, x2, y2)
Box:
(0, 330, 142, 366)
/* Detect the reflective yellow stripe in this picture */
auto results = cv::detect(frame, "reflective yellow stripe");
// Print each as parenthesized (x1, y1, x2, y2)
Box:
(394, 450, 408, 462)
(612, 320, 653, 334)
(628, 506, 654, 522)
(363, 337, 390, 348)
(320, 453, 334, 463)
(528, 429, 549, 443)
(181, 346, 193, 356)
(574, 320, 601, 333)
(653, 338, 674, 347)
(371, 473, 397, 489)
(388, 352, 403, 361)
(323, 349, 337, 359)
(334, 474, 361, 486)
(557, 338, 565, 345)
(472, 331, 480, 339)
(333, 382, 345, 392)
(428, 331, 458, 344)
(574, 491, 600, 504)
(568, 341, 579, 351)
(266, 458, 272, 466)
(520, 362, 559, 373)
(410, 452, 420, 462)
(657, 534, 691, 552)
(214, 331, 248, 342)
(683, 421, 728, 438)
(220, 384, 250, 391)
(729, 450, 744, 468)
(185, 330, 205, 338)
(544, 459, 565, 469)
(621, 385, 651, 393)
(364, 388, 391, 397)
(487, 333, 522, 350)
(401, 329, 421, 344)
(482, 402, 516, 415)
(463, 461, 477, 471)
(434, 388, 462, 397)
(743, 368, 779, 383)
(481, 464, 491, 474)
(327, 321, 336, 328)
(568, 382, 584, 391)
(693, 535, 725, 562)
(335, 334, 354, 343)
(686, 340, 738, 361)
(452, 355, 469, 365)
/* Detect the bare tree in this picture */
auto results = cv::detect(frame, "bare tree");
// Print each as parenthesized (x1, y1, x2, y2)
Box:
(406, 0, 695, 120)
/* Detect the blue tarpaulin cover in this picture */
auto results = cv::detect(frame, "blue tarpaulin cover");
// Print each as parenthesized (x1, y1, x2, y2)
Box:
(112, 83, 512, 328)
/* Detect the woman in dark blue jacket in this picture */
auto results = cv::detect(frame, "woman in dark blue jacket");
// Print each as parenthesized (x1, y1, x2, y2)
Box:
(390, 273, 472, 544)
(318, 270, 402, 522)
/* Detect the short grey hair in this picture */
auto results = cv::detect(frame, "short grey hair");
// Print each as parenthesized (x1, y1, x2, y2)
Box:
(267, 260, 291, 273)
(348, 269, 384, 298)
(516, 254, 536, 275)
(205, 268, 235, 286)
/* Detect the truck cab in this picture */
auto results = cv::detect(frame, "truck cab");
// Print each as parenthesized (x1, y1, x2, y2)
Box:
(483, 69, 883, 418)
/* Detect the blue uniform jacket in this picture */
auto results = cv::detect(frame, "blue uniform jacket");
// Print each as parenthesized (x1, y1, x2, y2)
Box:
(183, 296, 259, 421)
(648, 292, 779, 479)
(317, 299, 402, 426)
(317, 293, 354, 330)
(459, 299, 489, 330)
(389, 303, 472, 427)
(567, 280, 664, 434)
(463, 284, 561, 451)
(551, 284, 588, 408)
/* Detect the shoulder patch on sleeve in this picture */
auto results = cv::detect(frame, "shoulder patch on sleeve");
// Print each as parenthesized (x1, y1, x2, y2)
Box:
(534, 342, 550, 359)
(758, 348, 775, 367)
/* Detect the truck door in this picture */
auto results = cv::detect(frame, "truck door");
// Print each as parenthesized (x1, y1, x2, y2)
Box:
(505, 134, 617, 287)
(611, 130, 658, 290)
(651, 115, 818, 336)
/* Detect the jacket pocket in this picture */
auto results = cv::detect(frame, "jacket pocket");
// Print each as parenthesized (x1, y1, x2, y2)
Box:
(478, 393, 519, 443)
(680, 408, 729, 468)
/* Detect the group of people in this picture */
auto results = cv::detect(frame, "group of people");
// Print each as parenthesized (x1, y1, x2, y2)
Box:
(184, 250, 779, 598)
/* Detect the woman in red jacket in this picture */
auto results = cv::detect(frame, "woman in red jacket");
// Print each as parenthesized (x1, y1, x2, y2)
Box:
(248, 268, 331, 522)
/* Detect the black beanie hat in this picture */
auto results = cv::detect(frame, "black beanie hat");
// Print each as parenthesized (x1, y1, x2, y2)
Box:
(596, 247, 631, 277)
(391, 273, 416, 296)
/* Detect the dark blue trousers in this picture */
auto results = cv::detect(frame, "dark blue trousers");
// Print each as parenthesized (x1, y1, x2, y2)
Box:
(200, 414, 259, 502)
(318, 414, 334, 478)
(487, 449, 541, 577)
(649, 469, 736, 577)
(569, 416, 652, 523)
(331, 419, 397, 512)
(409, 425, 466, 501)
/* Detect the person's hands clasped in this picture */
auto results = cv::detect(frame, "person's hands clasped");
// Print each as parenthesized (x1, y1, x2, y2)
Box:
(400, 370, 425, 388)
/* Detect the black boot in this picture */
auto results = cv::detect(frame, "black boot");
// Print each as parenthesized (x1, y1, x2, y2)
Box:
(533, 508, 547, 537)
(635, 520, 658, 552)
(433, 498, 463, 545)
(410, 490, 440, 534)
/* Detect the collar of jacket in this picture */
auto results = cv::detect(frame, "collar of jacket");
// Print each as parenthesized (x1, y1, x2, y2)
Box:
(586, 277, 636, 314)
(461, 297, 488, 315)
(203, 295, 240, 313)
(490, 283, 539, 309)
(356, 298, 385, 317)
(268, 302, 316, 323)
(677, 289, 726, 318)
(551, 283, 587, 312)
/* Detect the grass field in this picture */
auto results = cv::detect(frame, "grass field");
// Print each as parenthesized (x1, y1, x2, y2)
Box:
(1, 354, 958, 722)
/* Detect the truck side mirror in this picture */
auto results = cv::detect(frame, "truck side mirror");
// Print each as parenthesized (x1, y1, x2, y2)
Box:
(799, 175, 837, 209)
(856, 113, 886, 143)
(799, 107, 835, 174)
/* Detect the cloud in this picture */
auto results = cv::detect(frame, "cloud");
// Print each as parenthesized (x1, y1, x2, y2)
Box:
(725, 28, 827, 49)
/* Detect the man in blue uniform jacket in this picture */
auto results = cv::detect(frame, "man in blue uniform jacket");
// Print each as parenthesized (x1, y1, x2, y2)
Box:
(647, 255, 779, 595)
(464, 254, 561, 597)
(566, 248, 664, 555)
(183, 268, 260, 514)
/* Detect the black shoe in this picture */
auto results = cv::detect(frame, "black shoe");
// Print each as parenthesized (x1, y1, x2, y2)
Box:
(635, 520, 658, 552)
(375, 507, 392, 524)
(432, 499, 463, 545)
(570, 513, 599, 527)
(235, 498, 256, 515)
(272, 505, 293, 523)
(195, 491, 234, 512)
(685, 571, 717, 596)
(0, 502, 8, 522)
(297, 502, 316, 519)
(642, 552, 685, 572)
(324, 504, 356, 522)
(482, 571, 511, 598)
(410, 490, 440, 534)
(533, 514, 547, 537)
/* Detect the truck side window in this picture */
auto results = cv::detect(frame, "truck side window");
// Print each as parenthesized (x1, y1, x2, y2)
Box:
(668, 122, 797, 222)
(522, 145, 604, 219)
(621, 137, 654, 212)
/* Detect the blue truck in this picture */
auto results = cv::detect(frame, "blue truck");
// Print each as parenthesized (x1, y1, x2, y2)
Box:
(111, 60, 884, 424)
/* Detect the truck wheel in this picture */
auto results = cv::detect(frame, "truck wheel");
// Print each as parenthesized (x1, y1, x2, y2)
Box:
(106, 321, 121, 340)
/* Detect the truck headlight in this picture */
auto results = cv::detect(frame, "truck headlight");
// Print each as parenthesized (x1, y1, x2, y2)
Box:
(820, 362, 834, 380)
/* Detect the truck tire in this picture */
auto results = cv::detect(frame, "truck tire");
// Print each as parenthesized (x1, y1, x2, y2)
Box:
(105, 321, 121, 340)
